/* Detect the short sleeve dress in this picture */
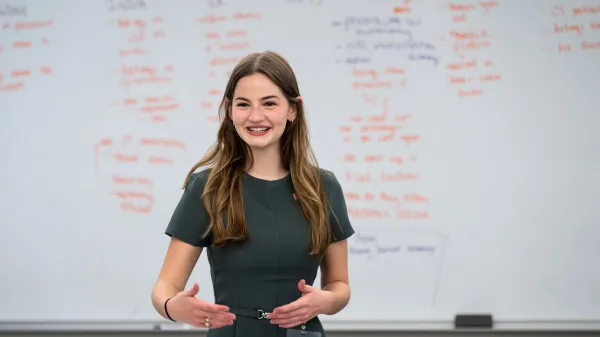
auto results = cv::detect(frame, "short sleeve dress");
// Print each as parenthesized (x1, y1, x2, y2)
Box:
(165, 168, 355, 337)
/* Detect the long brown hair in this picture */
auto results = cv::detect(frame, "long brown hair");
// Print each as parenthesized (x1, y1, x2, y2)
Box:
(183, 51, 331, 257)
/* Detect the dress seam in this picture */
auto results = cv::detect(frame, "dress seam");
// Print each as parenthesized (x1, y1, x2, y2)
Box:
(271, 182, 281, 337)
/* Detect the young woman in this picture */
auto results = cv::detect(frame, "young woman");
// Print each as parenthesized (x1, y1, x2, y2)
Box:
(151, 51, 355, 337)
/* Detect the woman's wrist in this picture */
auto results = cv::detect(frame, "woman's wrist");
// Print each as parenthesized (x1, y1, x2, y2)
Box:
(319, 282, 350, 315)
(164, 297, 176, 322)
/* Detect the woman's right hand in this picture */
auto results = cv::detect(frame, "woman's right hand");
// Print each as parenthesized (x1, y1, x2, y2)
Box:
(166, 283, 236, 329)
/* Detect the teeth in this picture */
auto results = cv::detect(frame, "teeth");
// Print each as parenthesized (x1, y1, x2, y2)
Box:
(249, 128, 268, 132)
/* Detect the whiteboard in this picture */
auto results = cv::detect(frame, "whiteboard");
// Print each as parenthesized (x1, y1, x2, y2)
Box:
(1, 0, 600, 330)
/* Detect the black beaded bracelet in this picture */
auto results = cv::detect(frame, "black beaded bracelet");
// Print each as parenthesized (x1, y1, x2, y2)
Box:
(164, 297, 176, 322)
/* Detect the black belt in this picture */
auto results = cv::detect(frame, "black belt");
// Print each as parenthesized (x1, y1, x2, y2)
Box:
(229, 307, 271, 320)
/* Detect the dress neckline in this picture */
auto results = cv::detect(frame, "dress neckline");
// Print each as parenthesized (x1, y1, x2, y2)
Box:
(243, 171, 291, 185)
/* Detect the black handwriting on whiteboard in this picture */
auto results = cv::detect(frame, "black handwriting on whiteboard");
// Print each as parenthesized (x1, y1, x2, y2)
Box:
(208, 0, 226, 8)
(107, 0, 146, 12)
(286, 0, 323, 5)
(0, 4, 27, 17)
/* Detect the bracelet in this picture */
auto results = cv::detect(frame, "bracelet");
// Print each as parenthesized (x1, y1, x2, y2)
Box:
(164, 297, 176, 322)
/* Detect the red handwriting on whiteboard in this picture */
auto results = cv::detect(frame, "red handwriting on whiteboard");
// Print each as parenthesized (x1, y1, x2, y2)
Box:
(344, 190, 430, 220)
(0, 19, 53, 92)
(340, 98, 417, 144)
(105, 4, 164, 56)
(448, 1, 499, 22)
(347, 207, 430, 220)
(197, 8, 260, 122)
(104, 7, 179, 123)
(334, 7, 429, 223)
(393, 0, 412, 14)
(108, 16, 166, 46)
(111, 94, 180, 123)
(94, 135, 187, 214)
(345, 191, 428, 204)
(0, 66, 52, 91)
(352, 67, 408, 91)
(111, 175, 154, 214)
(346, 170, 421, 183)
(94, 135, 187, 170)
(442, 3, 503, 98)
(543, 4, 600, 53)
(117, 64, 174, 86)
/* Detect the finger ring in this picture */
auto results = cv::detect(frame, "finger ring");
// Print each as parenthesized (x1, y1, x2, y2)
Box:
(204, 317, 210, 327)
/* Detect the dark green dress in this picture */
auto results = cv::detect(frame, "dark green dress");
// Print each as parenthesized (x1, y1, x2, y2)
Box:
(165, 168, 355, 337)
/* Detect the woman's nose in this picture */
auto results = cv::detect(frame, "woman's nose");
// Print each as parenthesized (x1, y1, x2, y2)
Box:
(248, 107, 265, 121)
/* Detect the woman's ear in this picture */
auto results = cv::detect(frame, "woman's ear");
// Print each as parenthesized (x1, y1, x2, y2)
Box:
(225, 98, 232, 119)
(289, 96, 302, 121)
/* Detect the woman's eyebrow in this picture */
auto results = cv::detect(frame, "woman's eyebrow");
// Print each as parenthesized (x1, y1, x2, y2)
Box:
(234, 95, 280, 101)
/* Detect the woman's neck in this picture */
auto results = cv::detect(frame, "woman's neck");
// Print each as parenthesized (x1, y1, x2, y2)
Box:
(245, 146, 287, 181)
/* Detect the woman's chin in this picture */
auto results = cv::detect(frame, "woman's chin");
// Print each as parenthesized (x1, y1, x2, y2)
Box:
(240, 134, 276, 147)
(242, 137, 272, 149)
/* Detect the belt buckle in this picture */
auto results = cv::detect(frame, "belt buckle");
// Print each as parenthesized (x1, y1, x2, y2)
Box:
(257, 309, 270, 320)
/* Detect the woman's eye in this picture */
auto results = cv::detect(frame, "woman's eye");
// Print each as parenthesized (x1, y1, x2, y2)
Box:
(236, 103, 249, 107)
(264, 101, 277, 107)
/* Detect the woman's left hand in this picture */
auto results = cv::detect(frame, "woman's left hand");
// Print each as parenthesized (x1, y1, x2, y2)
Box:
(267, 279, 334, 328)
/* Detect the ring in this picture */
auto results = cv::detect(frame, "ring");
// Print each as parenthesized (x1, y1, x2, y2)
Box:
(204, 317, 210, 327)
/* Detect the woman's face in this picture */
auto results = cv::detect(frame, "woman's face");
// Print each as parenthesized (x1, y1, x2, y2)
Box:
(229, 73, 297, 152)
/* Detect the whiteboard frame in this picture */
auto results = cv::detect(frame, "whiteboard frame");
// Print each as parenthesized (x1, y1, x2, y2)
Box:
(1, 320, 600, 332)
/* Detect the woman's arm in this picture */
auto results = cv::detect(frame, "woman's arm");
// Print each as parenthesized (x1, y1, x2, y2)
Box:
(151, 237, 202, 319)
(319, 239, 351, 315)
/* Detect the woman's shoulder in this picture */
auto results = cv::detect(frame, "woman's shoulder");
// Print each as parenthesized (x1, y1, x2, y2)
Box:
(318, 167, 343, 193)
(189, 167, 211, 181)
(185, 167, 212, 192)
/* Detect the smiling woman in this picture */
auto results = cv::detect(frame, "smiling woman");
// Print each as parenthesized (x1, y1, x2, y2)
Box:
(230, 75, 294, 149)
(151, 51, 355, 337)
